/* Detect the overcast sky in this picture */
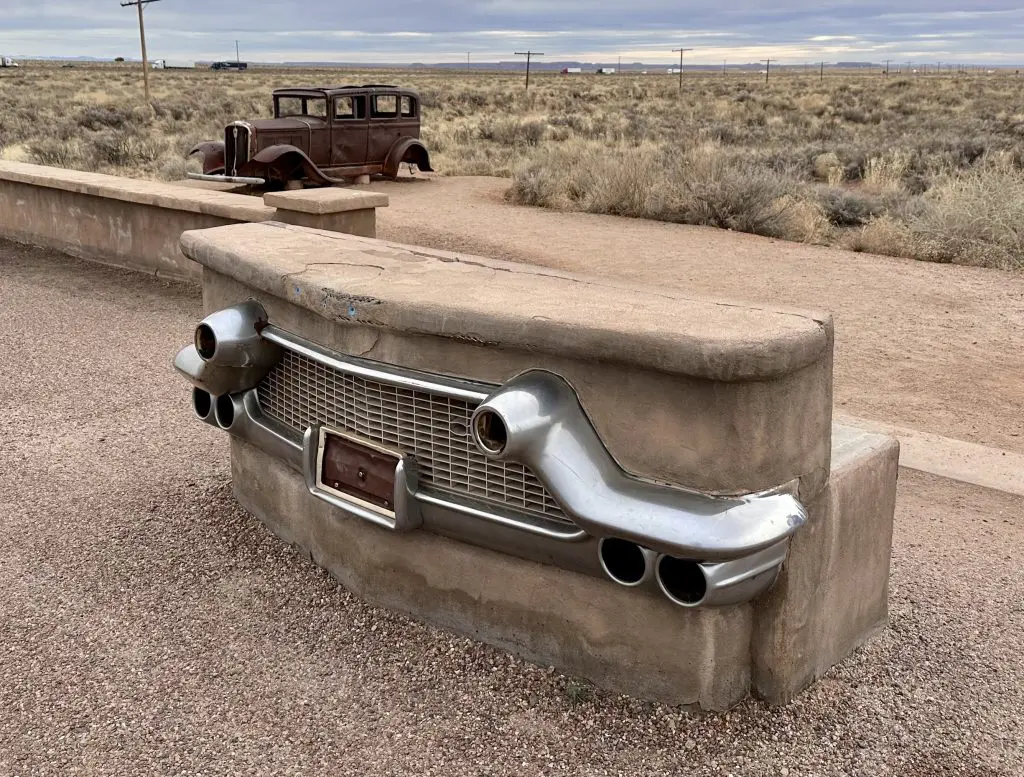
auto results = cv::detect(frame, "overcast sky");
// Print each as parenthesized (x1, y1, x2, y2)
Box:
(2, 1, 1023, 64)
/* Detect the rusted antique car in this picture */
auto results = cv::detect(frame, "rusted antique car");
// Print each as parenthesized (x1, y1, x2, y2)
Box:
(188, 84, 433, 187)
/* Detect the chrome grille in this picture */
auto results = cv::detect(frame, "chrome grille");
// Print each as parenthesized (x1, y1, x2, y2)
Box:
(257, 349, 572, 525)
(225, 124, 249, 175)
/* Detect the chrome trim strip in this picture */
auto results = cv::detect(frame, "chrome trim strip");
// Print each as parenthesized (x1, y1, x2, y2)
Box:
(260, 326, 493, 403)
(187, 172, 266, 185)
(416, 490, 587, 542)
(470, 370, 808, 562)
(234, 392, 304, 468)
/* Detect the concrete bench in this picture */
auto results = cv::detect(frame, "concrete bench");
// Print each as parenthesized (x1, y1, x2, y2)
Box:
(173, 221, 898, 711)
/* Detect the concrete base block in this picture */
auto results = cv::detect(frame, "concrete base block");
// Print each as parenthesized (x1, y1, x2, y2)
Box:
(271, 208, 376, 238)
(752, 425, 900, 704)
(228, 423, 898, 711)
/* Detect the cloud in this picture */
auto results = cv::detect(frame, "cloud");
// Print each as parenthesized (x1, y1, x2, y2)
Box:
(1, 0, 1023, 62)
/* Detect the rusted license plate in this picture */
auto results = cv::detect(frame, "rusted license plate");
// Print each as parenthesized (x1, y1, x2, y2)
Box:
(317, 429, 400, 515)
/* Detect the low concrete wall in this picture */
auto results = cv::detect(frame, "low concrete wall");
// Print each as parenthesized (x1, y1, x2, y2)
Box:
(175, 221, 899, 710)
(0, 161, 386, 283)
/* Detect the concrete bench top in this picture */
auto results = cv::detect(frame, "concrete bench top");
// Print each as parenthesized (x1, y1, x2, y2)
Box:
(263, 187, 389, 214)
(181, 221, 831, 382)
(0, 161, 275, 222)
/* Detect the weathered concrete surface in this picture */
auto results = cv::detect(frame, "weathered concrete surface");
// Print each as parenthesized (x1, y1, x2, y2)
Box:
(0, 162, 275, 282)
(264, 187, 388, 214)
(173, 178, 253, 194)
(0, 162, 388, 281)
(191, 222, 835, 497)
(752, 425, 900, 704)
(271, 208, 377, 238)
(264, 188, 386, 237)
(231, 426, 897, 710)
(0, 161, 274, 220)
(232, 438, 755, 711)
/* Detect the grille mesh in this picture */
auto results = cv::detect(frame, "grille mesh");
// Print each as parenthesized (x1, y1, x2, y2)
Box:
(257, 350, 572, 525)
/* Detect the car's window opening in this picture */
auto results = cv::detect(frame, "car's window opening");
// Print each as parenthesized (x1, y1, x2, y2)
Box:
(400, 96, 416, 118)
(275, 96, 328, 119)
(334, 96, 366, 121)
(371, 95, 398, 119)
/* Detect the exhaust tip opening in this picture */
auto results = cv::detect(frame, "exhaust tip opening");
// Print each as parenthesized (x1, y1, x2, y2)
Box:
(214, 394, 236, 429)
(192, 387, 213, 420)
(195, 323, 217, 360)
(473, 408, 508, 456)
(599, 538, 650, 587)
(656, 556, 708, 607)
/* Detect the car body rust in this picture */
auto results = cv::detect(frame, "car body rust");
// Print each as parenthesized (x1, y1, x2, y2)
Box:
(188, 84, 433, 187)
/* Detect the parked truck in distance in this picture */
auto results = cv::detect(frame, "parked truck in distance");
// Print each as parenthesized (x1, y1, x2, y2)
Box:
(210, 61, 248, 71)
(152, 59, 196, 70)
(1, 56, 20, 68)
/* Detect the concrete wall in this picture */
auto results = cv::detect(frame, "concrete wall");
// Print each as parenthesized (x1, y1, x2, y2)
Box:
(0, 161, 386, 283)
(179, 221, 899, 710)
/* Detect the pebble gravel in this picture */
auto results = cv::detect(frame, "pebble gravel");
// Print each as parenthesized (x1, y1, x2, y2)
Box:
(1, 241, 1022, 776)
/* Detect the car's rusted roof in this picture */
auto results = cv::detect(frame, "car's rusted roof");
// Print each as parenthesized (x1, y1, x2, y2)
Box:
(272, 85, 421, 98)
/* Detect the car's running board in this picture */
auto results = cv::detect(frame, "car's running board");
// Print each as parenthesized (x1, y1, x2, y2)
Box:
(187, 172, 266, 185)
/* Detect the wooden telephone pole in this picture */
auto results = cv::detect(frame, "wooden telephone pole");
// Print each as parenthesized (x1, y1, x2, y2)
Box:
(672, 47, 693, 91)
(515, 51, 544, 92)
(761, 58, 771, 83)
(120, 0, 162, 104)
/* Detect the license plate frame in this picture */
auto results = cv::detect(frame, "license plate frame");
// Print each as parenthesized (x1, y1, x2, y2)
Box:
(315, 427, 402, 520)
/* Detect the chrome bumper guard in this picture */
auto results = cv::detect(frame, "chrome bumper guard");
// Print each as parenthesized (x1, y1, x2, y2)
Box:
(175, 301, 808, 608)
(187, 172, 266, 186)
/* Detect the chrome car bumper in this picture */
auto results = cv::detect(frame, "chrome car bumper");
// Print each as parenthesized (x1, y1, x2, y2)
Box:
(175, 301, 808, 608)
(186, 173, 266, 185)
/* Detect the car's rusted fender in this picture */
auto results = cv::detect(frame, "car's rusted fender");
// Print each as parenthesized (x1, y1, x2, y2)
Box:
(384, 138, 434, 177)
(187, 140, 225, 175)
(242, 144, 334, 185)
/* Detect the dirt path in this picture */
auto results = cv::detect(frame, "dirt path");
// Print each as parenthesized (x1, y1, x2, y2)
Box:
(370, 176, 1024, 454)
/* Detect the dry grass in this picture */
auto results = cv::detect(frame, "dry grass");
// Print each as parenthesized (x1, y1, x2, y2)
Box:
(1, 62, 1023, 269)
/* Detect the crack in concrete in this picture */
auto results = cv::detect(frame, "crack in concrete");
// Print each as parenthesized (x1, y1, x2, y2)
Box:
(281, 260, 387, 280)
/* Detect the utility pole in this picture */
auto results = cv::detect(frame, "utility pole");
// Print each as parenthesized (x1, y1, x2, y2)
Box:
(120, 0, 162, 105)
(514, 51, 543, 92)
(820, 61, 824, 82)
(761, 58, 771, 83)
(884, 59, 890, 76)
(672, 47, 693, 91)
(235, 39, 240, 64)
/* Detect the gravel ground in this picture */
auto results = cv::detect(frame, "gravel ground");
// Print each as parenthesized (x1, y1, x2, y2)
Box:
(1, 241, 1022, 776)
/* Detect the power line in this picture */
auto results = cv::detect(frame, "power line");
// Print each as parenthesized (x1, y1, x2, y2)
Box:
(120, 0, 162, 105)
(672, 47, 693, 91)
(514, 51, 544, 92)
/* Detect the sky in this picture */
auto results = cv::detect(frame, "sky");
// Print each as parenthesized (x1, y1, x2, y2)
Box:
(2, 1, 1024, 64)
